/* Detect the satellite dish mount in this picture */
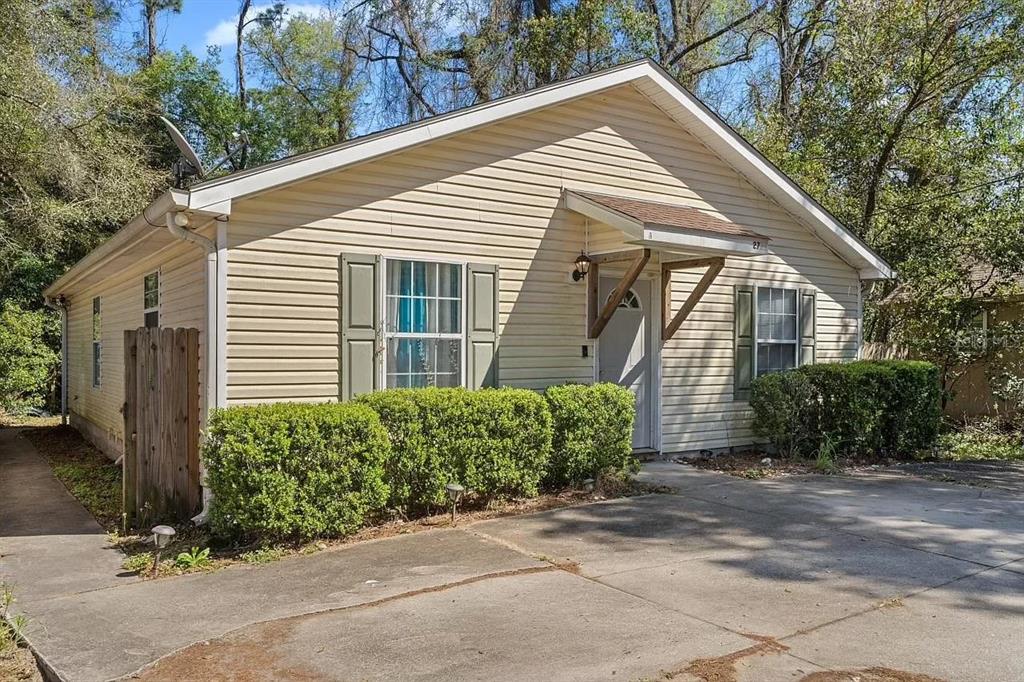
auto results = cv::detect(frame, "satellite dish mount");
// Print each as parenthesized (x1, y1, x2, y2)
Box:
(160, 116, 249, 189)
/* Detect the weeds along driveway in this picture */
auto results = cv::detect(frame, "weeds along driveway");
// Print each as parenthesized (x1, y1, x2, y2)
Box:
(4, 424, 1024, 682)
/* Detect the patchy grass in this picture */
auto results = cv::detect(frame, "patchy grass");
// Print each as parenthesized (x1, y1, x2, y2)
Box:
(934, 420, 1024, 461)
(0, 584, 43, 682)
(18, 425, 122, 531)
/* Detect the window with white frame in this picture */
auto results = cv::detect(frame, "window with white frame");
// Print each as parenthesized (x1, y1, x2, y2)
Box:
(92, 296, 102, 386)
(384, 259, 463, 388)
(756, 287, 797, 376)
(143, 272, 159, 328)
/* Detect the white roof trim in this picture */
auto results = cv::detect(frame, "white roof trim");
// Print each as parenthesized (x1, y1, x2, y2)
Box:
(564, 190, 767, 257)
(632, 65, 893, 279)
(51, 59, 892, 295)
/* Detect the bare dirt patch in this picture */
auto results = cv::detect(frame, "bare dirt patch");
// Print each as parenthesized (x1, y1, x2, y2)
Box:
(800, 667, 946, 682)
(670, 635, 788, 682)
(0, 648, 43, 682)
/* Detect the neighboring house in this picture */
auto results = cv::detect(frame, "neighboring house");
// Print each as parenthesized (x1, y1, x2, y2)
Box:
(868, 266, 1023, 419)
(44, 59, 893, 461)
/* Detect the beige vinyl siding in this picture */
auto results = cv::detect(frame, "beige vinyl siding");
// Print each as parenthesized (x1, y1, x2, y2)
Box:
(66, 239, 206, 458)
(225, 83, 860, 452)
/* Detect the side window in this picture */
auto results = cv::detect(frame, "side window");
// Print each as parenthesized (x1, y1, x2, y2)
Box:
(143, 272, 159, 328)
(92, 296, 102, 387)
(384, 259, 463, 388)
(756, 287, 798, 376)
(734, 284, 816, 400)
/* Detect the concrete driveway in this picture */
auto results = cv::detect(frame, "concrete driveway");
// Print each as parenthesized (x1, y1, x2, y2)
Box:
(130, 463, 1024, 682)
(4, 424, 1022, 682)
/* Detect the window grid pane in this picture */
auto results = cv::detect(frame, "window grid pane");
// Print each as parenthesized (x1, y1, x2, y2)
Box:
(384, 260, 463, 388)
(755, 287, 798, 377)
(144, 273, 159, 310)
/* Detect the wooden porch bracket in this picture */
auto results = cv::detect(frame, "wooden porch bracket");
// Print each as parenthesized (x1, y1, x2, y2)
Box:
(661, 256, 725, 341)
(588, 248, 650, 339)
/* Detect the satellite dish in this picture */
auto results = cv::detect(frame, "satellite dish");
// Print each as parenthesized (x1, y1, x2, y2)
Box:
(160, 116, 206, 187)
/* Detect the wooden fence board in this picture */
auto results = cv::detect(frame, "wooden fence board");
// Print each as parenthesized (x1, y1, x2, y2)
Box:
(123, 327, 201, 524)
(123, 331, 138, 527)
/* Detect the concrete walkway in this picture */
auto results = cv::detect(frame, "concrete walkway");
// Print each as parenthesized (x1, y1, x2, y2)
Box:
(4, 428, 1024, 681)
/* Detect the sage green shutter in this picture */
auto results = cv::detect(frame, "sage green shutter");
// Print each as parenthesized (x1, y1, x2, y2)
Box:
(734, 284, 755, 400)
(340, 253, 381, 399)
(466, 263, 499, 388)
(799, 288, 817, 365)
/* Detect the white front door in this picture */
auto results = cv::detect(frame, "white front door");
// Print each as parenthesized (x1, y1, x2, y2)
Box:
(598, 277, 653, 449)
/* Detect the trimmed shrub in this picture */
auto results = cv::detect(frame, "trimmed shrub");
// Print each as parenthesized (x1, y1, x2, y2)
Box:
(544, 382, 637, 486)
(204, 402, 391, 541)
(751, 360, 941, 458)
(357, 387, 553, 511)
(749, 371, 816, 458)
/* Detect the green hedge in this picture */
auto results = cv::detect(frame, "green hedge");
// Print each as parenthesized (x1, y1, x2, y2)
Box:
(544, 382, 637, 486)
(356, 387, 553, 511)
(204, 383, 639, 541)
(751, 360, 941, 458)
(204, 402, 391, 541)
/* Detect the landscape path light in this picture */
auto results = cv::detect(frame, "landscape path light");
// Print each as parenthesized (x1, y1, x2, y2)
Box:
(446, 483, 465, 526)
(150, 525, 176, 577)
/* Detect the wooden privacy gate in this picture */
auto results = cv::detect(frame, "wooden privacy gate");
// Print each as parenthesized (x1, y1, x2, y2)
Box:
(123, 327, 201, 523)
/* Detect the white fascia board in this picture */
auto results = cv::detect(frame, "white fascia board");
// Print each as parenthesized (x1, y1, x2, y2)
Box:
(186, 64, 654, 208)
(566, 190, 766, 257)
(180, 59, 890, 281)
(635, 68, 894, 281)
(44, 190, 186, 297)
(633, 228, 767, 257)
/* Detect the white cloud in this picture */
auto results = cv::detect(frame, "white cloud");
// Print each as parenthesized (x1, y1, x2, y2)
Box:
(204, 2, 329, 47)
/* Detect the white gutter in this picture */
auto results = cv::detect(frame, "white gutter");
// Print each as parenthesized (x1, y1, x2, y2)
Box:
(164, 211, 220, 526)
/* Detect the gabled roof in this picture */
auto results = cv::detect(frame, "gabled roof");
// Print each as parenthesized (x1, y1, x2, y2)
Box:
(46, 59, 892, 297)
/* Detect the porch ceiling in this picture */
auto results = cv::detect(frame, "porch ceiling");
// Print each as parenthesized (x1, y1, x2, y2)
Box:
(564, 190, 770, 258)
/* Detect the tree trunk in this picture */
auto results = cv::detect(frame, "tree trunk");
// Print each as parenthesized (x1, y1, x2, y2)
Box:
(236, 0, 252, 168)
(145, 0, 157, 65)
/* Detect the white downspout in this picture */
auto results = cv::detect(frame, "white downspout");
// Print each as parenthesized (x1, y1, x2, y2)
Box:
(44, 296, 69, 426)
(165, 211, 218, 525)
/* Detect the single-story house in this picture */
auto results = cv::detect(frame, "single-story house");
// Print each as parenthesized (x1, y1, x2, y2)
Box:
(44, 58, 893, 462)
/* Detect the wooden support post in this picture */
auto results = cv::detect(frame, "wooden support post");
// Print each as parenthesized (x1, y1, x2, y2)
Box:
(587, 261, 600, 337)
(661, 257, 725, 341)
(588, 248, 650, 339)
(591, 249, 649, 265)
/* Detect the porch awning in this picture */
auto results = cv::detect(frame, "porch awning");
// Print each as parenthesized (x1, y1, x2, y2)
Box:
(564, 190, 770, 257)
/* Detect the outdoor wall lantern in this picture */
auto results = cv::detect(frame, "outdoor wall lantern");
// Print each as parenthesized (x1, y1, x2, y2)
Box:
(572, 252, 592, 282)
(151, 524, 176, 577)
(446, 483, 465, 526)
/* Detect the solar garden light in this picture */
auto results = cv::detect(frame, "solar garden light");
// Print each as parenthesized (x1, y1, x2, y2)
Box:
(446, 483, 465, 526)
(150, 525, 176, 577)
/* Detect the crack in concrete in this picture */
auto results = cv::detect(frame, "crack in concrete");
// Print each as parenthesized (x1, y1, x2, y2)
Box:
(117, 564, 558, 681)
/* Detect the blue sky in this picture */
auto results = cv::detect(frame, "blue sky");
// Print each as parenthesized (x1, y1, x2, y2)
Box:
(116, 1, 328, 76)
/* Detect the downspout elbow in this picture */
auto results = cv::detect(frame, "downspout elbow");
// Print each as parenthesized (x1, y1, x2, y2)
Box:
(166, 212, 215, 253)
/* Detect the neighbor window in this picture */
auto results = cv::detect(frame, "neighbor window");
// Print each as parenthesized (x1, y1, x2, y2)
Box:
(756, 287, 797, 376)
(384, 259, 462, 388)
(92, 296, 102, 386)
(143, 272, 159, 328)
